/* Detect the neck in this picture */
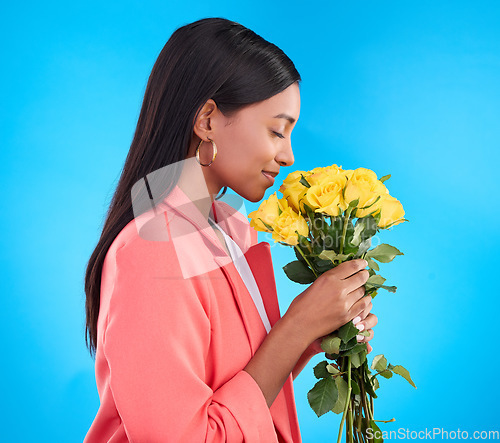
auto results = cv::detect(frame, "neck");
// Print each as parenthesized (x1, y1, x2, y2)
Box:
(175, 156, 223, 221)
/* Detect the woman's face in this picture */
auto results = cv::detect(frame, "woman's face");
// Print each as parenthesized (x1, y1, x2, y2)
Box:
(192, 82, 301, 202)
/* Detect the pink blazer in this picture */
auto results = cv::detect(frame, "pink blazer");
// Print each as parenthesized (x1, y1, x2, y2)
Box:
(84, 184, 302, 442)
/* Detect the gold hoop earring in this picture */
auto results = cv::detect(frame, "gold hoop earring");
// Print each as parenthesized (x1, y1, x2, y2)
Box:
(195, 138, 217, 166)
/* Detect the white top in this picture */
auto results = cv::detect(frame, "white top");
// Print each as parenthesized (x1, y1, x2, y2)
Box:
(208, 217, 272, 334)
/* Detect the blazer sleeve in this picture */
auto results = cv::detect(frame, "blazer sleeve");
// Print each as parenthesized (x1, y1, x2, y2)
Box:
(101, 234, 278, 442)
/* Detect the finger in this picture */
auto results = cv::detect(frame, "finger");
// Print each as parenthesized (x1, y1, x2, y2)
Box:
(357, 301, 374, 323)
(343, 269, 370, 295)
(345, 285, 366, 307)
(357, 328, 374, 343)
(367, 343, 373, 353)
(331, 259, 368, 280)
(348, 294, 372, 320)
(358, 313, 378, 331)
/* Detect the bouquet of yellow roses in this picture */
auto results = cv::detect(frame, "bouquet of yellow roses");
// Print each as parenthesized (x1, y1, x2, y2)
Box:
(248, 165, 416, 443)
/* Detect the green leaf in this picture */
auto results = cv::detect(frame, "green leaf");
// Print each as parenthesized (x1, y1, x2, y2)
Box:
(365, 274, 398, 293)
(379, 174, 391, 183)
(299, 174, 311, 188)
(365, 243, 404, 263)
(339, 336, 358, 352)
(350, 378, 360, 395)
(282, 260, 315, 284)
(371, 354, 388, 372)
(307, 377, 338, 417)
(379, 369, 393, 379)
(326, 216, 344, 252)
(366, 257, 379, 271)
(326, 364, 340, 375)
(331, 375, 349, 414)
(356, 215, 378, 240)
(354, 238, 372, 259)
(392, 365, 417, 388)
(368, 419, 384, 443)
(337, 321, 359, 343)
(363, 372, 378, 398)
(258, 218, 274, 231)
(313, 360, 331, 379)
(318, 250, 353, 263)
(366, 274, 386, 286)
(343, 343, 367, 356)
(347, 197, 360, 209)
(367, 283, 398, 293)
(321, 336, 342, 354)
(311, 256, 335, 273)
(351, 222, 365, 247)
(350, 349, 367, 368)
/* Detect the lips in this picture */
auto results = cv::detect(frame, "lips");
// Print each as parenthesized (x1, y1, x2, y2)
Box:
(262, 170, 278, 178)
(262, 171, 276, 185)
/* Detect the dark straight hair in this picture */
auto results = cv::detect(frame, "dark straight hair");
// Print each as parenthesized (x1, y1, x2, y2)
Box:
(84, 17, 301, 358)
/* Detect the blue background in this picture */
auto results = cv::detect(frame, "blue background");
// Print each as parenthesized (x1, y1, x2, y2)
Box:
(2, 1, 499, 441)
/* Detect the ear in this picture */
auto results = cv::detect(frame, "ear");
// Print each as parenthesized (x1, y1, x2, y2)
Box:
(193, 99, 218, 141)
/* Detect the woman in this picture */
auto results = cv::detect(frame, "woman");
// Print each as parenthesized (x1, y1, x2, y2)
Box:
(84, 17, 377, 442)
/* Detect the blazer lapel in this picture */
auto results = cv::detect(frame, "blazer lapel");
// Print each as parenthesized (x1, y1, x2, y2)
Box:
(160, 185, 278, 353)
(160, 185, 298, 442)
(243, 242, 281, 327)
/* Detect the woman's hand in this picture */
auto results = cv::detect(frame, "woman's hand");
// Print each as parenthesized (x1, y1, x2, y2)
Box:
(353, 312, 378, 354)
(284, 259, 372, 348)
(306, 310, 378, 357)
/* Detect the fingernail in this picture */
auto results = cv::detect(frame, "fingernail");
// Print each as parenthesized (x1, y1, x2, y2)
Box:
(352, 316, 361, 325)
(356, 334, 364, 342)
(355, 323, 365, 331)
(363, 260, 368, 267)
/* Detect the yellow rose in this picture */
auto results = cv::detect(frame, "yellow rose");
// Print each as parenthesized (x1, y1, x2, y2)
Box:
(279, 170, 310, 213)
(271, 205, 309, 246)
(306, 164, 344, 186)
(342, 169, 354, 180)
(303, 173, 348, 217)
(375, 194, 406, 228)
(280, 181, 308, 214)
(248, 192, 282, 232)
(281, 170, 308, 187)
(343, 168, 389, 218)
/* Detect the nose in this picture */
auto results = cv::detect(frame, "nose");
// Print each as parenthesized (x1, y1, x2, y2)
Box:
(275, 140, 295, 167)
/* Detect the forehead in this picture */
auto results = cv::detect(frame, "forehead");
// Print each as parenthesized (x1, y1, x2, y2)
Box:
(238, 83, 301, 121)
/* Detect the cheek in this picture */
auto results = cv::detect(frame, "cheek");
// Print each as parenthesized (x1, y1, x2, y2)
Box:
(220, 125, 269, 165)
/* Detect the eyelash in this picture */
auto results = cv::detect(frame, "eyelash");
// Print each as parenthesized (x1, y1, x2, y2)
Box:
(271, 130, 285, 139)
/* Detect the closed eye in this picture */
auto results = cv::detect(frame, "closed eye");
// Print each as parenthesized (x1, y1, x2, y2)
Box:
(271, 130, 285, 139)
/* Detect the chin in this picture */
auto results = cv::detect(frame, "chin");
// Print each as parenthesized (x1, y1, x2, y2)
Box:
(235, 186, 267, 204)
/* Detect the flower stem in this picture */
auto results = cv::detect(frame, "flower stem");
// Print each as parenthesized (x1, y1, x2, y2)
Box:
(359, 374, 372, 443)
(346, 356, 354, 443)
(348, 396, 354, 443)
(339, 207, 354, 255)
(337, 357, 352, 443)
(294, 245, 318, 278)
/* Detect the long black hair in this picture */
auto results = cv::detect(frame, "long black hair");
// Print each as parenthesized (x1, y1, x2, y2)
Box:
(84, 17, 301, 358)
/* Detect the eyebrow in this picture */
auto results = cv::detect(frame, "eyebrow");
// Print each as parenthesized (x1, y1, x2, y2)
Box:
(273, 113, 296, 124)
